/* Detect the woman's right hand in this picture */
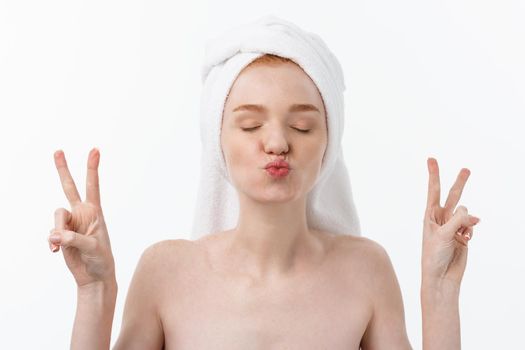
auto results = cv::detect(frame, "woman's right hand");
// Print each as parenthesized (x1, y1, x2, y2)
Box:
(48, 148, 116, 288)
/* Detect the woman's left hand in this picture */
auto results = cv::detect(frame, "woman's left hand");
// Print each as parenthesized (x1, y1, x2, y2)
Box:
(421, 157, 480, 289)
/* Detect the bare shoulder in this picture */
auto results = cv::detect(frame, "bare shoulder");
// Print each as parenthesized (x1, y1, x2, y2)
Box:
(113, 238, 196, 349)
(332, 234, 391, 264)
(330, 234, 395, 285)
(333, 233, 384, 250)
(333, 236, 411, 348)
(139, 238, 198, 274)
(144, 238, 195, 255)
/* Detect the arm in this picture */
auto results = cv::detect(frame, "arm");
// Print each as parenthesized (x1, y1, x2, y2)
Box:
(112, 240, 186, 349)
(420, 158, 480, 349)
(72, 279, 118, 349)
(421, 279, 461, 349)
(360, 241, 412, 350)
(48, 149, 119, 349)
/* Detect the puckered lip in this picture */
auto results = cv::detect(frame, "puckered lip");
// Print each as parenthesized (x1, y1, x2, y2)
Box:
(264, 160, 290, 169)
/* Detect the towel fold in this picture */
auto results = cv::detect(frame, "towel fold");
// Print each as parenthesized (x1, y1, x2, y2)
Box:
(190, 15, 361, 240)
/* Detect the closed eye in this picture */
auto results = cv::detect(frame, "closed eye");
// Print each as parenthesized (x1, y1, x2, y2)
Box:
(241, 126, 261, 132)
(241, 126, 311, 133)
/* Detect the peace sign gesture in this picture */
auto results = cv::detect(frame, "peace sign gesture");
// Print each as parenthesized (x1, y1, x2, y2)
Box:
(421, 158, 481, 288)
(48, 148, 116, 288)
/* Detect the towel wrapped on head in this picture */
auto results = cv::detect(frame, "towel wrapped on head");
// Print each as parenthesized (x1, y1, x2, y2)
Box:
(191, 15, 361, 240)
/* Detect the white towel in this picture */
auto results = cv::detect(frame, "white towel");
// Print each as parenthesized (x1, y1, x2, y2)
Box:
(190, 14, 361, 240)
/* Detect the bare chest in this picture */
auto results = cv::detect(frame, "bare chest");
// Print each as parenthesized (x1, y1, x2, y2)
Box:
(158, 241, 372, 349)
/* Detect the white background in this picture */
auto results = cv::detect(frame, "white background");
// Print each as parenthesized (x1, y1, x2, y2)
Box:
(1, 0, 524, 348)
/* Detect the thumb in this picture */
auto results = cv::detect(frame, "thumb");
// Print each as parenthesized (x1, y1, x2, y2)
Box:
(441, 206, 480, 239)
(49, 229, 97, 253)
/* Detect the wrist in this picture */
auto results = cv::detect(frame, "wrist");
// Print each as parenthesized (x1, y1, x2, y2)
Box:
(78, 278, 118, 299)
(421, 277, 460, 303)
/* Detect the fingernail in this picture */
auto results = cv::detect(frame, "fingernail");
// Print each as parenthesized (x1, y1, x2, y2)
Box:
(465, 233, 471, 240)
(50, 234, 61, 243)
(51, 245, 59, 252)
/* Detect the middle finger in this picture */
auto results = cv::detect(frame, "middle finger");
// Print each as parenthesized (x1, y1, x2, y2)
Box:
(444, 168, 470, 215)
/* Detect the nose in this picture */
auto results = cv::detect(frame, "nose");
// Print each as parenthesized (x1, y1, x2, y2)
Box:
(262, 127, 289, 156)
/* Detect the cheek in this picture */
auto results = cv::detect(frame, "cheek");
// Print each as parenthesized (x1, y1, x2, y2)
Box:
(304, 138, 326, 163)
(222, 136, 257, 174)
(299, 141, 327, 184)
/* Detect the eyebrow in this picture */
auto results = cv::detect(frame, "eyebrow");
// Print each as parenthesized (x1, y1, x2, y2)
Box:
(232, 103, 321, 114)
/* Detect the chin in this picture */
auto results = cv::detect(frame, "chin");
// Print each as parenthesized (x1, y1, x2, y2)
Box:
(245, 187, 303, 203)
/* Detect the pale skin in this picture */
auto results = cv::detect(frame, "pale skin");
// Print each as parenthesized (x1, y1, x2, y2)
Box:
(48, 61, 480, 349)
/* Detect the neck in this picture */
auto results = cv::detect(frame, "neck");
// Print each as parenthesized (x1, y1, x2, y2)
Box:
(225, 193, 318, 280)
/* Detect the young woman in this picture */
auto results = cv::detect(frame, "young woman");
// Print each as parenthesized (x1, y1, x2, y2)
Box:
(48, 17, 480, 350)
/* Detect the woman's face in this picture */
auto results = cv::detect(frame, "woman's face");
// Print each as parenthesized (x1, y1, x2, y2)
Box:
(221, 61, 327, 203)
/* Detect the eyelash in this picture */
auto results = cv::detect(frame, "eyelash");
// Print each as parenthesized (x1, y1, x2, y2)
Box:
(241, 126, 311, 133)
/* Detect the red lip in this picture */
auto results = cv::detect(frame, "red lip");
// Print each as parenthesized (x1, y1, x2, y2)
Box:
(265, 160, 290, 169)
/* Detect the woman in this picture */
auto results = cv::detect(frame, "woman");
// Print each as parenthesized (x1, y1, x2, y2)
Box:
(48, 16, 480, 350)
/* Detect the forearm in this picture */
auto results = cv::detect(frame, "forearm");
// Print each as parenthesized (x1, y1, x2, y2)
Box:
(421, 279, 461, 350)
(71, 280, 118, 350)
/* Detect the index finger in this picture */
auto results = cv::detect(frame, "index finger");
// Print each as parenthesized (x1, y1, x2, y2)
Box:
(54, 150, 82, 206)
(426, 157, 441, 210)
